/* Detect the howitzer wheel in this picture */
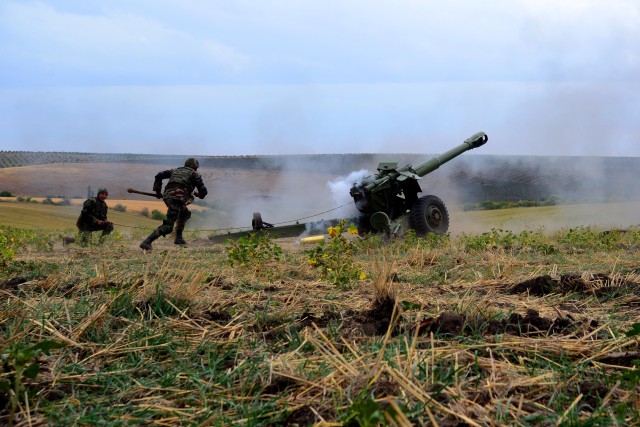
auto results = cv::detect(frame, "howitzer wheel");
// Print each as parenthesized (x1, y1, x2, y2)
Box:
(409, 195, 449, 235)
(370, 211, 391, 233)
(252, 212, 263, 230)
(252, 212, 274, 230)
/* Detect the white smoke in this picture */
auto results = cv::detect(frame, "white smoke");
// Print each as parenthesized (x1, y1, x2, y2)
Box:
(296, 169, 372, 240)
(299, 219, 338, 239)
(327, 169, 371, 210)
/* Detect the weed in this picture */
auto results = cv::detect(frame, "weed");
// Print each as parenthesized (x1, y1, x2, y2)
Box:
(558, 226, 621, 252)
(402, 228, 450, 250)
(305, 220, 365, 288)
(1, 340, 66, 426)
(0, 229, 15, 265)
(225, 231, 283, 268)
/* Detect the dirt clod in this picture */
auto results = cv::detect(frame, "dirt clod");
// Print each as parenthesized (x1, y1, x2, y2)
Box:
(3, 276, 28, 290)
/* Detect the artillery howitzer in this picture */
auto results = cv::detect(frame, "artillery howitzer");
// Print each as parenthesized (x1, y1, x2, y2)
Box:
(349, 131, 488, 236)
(208, 131, 487, 243)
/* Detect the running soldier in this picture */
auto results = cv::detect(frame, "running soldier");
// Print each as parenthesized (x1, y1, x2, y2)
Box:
(76, 188, 114, 244)
(139, 158, 208, 251)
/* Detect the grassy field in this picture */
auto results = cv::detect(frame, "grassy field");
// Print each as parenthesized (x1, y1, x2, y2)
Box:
(3, 197, 640, 236)
(1, 204, 639, 426)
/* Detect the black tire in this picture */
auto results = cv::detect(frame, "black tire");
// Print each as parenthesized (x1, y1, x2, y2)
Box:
(409, 195, 449, 235)
(252, 212, 263, 230)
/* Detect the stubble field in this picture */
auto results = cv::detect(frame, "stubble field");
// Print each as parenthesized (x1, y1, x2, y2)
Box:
(1, 162, 640, 426)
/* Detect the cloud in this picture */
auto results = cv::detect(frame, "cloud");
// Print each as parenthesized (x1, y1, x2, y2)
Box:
(3, 0, 639, 86)
(0, 1, 249, 86)
(0, 0, 639, 155)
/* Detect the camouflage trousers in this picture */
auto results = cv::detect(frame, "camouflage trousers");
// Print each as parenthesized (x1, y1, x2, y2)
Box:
(77, 222, 114, 243)
(156, 198, 191, 237)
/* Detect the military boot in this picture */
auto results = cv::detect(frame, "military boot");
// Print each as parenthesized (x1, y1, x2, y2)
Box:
(140, 230, 160, 251)
(80, 232, 90, 246)
(174, 228, 187, 245)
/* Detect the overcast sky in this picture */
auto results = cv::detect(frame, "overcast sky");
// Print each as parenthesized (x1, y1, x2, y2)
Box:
(1, 0, 639, 156)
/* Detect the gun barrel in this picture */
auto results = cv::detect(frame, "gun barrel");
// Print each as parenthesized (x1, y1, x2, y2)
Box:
(413, 131, 487, 177)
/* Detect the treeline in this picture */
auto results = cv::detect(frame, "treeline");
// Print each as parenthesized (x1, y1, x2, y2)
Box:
(4, 151, 640, 205)
(0, 151, 378, 174)
(0, 151, 177, 168)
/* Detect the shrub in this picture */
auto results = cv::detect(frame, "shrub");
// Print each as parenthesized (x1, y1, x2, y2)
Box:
(151, 209, 165, 220)
(140, 207, 150, 217)
(0, 191, 13, 197)
(42, 197, 72, 206)
(113, 204, 127, 212)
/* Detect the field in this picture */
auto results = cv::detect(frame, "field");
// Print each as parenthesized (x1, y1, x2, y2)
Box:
(1, 162, 640, 426)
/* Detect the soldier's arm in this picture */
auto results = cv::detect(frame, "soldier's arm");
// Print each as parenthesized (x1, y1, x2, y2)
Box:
(82, 199, 99, 225)
(153, 170, 172, 193)
(194, 173, 208, 199)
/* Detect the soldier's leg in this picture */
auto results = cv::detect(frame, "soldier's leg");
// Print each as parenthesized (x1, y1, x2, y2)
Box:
(140, 201, 180, 251)
(80, 231, 91, 245)
(99, 222, 114, 242)
(174, 206, 191, 245)
(77, 225, 91, 245)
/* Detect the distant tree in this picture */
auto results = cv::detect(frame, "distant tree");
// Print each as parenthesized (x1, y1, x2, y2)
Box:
(0, 191, 13, 197)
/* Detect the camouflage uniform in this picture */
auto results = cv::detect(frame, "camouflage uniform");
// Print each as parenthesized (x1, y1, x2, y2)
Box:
(140, 158, 207, 250)
(76, 188, 114, 243)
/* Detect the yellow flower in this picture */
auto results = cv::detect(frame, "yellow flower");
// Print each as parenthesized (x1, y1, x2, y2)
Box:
(359, 273, 367, 280)
(327, 226, 338, 238)
(348, 225, 359, 235)
(229, 249, 234, 254)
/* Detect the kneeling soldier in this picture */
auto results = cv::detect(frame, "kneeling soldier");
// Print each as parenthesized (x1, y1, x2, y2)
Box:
(76, 188, 114, 244)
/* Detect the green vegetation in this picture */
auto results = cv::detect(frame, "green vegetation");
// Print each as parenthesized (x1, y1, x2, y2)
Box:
(0, 339, 66, 426)
(41, 196, 72, 206)
(1, 221, 639, 425)
(463, 197, 559, 211)
(225, 231, 283, 270)
(150, 209, 165, 220)
(0, 201, 160, 231)
(305, 219, 365, 288)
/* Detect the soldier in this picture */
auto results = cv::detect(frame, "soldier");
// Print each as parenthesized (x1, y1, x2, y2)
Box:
(76, 188, 114, 244)
(139, 157, 208, 251)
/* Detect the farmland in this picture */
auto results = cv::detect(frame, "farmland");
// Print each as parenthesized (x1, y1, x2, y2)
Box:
(1, 157, 640, 426)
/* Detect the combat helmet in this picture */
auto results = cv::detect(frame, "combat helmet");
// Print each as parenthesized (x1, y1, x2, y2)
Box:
(184, 158, 199, 170)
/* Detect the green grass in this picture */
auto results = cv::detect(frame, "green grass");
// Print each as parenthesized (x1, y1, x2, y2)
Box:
(0, 201, 161, 232)
(1, 216, 640, 425)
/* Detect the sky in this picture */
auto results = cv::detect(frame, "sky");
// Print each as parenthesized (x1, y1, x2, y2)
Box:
(0, 0, 639, 157)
